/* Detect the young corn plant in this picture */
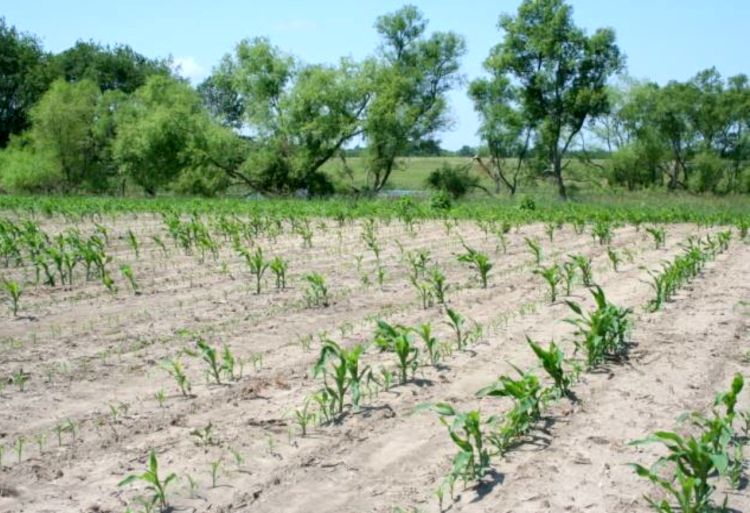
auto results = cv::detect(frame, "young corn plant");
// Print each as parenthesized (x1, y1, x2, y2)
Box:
(525, 237, 542, 265)
(191, 338, 232, 385)
(120, 264, 139, 294)
(313, 339, 370, 415)
(646, 226, 666, 249)
(245, 247, 268, 294)
(445, 308, 467, 350)
(161, 359, 191, 396)
(526, 337, 571, 398)
(393, 333, 419, 384)
(562, 261, 576, 296)
(413, 323, 440, 366)
(477, 367, 545, 455)
(269, 256, 288, 290)
(126, 229, 140, 259)
(457, 243, 493, 288)
(427, 403, 492, 499)
(569, 254, 594, 287)
(2, 278, 22, 316)
(119, 450, 177, 512)
(304, 273, 330, 307)
(606, 246, 621, 272)
(591, 220, 612, 245)
(565, 285, 632, 368)
(630, 375, 745, 512)
(428, 267, 449, 305)
(410, 275, 434, 309)
(534, 264, 561, 302)
(545, 223, 557, 242)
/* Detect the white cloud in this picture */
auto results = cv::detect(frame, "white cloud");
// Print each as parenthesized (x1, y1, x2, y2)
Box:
(173, 56, 207, 84)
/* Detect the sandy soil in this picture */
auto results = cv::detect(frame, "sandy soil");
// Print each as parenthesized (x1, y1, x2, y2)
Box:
(0, 216, 747, 513)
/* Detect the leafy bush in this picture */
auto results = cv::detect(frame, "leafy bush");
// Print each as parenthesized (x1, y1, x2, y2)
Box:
(688, 151, 726, 193)
(426, 163, 480, 199)
(0, 146, 63, 193)
(429, 190, 452, 210)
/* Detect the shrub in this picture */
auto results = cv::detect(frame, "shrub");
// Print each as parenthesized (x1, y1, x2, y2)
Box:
(426, 163, 480, 199)
(0, 146, 63, 193)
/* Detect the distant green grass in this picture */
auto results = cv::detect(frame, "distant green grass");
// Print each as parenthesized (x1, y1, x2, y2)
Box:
(321, 156, 477, 191)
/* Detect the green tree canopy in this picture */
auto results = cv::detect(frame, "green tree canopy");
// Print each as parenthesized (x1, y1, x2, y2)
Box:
(51, 40, 171, 93)
(208, 37, 371, 194)
(0, 18, 54, 147)
(484, 0, 624, 198)
(364, 5, 466, 191)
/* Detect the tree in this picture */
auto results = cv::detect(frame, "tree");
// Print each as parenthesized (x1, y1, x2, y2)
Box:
(468, 72, 531, 195)
(51, 41, 170, 93)
(207, 37, 370, 194)
(29, 78, 116, 191)
(0, 18, 53, 147)
(485, 0, 623, 198)
(114, 75, 232, 195)
(363, 5, 466, 191)
(197, 74, 244, 129)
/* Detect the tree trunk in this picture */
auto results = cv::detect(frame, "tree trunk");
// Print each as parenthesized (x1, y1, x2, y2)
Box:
(554, 155, 567, 199)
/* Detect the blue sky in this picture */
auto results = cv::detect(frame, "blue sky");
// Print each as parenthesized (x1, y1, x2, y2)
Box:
(4, 1, 748, 149)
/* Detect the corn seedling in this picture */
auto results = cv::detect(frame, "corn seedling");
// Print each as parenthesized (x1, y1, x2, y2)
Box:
(2, 278, 22, 316)
(119, 450, 177, 512)
(192, 338, 226, 385)
(10, 368, 30, 391)
(14, 436, 25, 463)
(569, 254, 593, 287)
(526, 337, 571, 397)
(428, 267, 448, 304)
(313, 339, 370, 414)
(427, 403, 492, 498)
(411, 275, 434, 309)
(562, 261, 576, 296)
(155, 389, 166, 408)
(413, 323, 440, 366)
(244, 247, 269, 294)
(120, 264, 139, 294)
(457, 243, 492, 288)
(210, 459, 221, 488)
(269, 256, 288, 290)
(161, 358, 191, 396)
(631, 374, 744, 513)
(304, 273, 330, 307)
(646, 226, 666, 249)
(294, 398, 316, 436)
(524, 237, 542, 265)
(394, 333, 419, 384)
(190, 422, 217, 447)
(606, 246, 621, 272)
(591, 221, 612, 245)
(127, 229, 140, 258)
(445, 308, 467, 350)
(533, 264, 561, 302)
(478, 366, 545, 455)
(545, 223, 556, 242)
(565, 285, 632, 368)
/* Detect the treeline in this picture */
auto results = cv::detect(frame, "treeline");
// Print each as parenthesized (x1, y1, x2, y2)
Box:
(0, 0, 748, 198)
